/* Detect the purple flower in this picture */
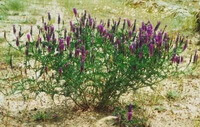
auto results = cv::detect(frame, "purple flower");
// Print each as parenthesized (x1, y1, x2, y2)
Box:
(58, 14, 61, 24)
(46, 34, 51, 42)
(89, 18, 93, 27)
(48, 46, 51, 52)
(16, 37, 19, 47)
(51, 26, 54, 33)
(97, 24, 104, 34)
(147, 23, 153, 37)
(27, 34, 31, 42)
(127, 112, 133, 121)
(48, 12, 51, 21)
(30, 26, 33, 35)
(64, 29, 67, 39)
(154, 21, 161, 32)
(193, 50, 198, 63)
(66, 36, 71, 47)
(4, 31, 6, 39)
(141, 22, 147, 31)
(80, 61, 84, 72)
(58, 67, 63, 75)
(163, 33, 169, 42)
(59, 39, 65, 51)
(132, 19, 136, 32)
(128, 31, 133, 38)
(128, 104, 133, 112)
(107, 19, 110, 28)
(13, 25, 16, 34)
(44, 23, 48, 31)
(156, 32, 163, 47)
(73, 8, 78, 17)
(183, 41, 188, 51)
(149, 43, 154, 57)
(36, 37, 41, 48)
(75, 48, 81, 57)
(127, 19, 131, 28)
(70, 21, 75, 32)
(129, 43, 136, 54)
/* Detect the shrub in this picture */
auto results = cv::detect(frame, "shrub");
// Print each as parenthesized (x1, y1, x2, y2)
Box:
(6, 9, 198, 109)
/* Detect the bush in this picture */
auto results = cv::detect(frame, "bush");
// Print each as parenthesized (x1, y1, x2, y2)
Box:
(7, 9, 198, 109)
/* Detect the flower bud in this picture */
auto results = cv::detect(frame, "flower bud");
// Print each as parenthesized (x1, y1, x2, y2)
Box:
(13, 25, 16, 34)
(73, 8, 78, 17)
(127, 112, 132, 121)
(27, 34, 31, 42)
(127, 19, 131, 28)
(30, 26, 33, 36)
(154, 21, 161, 32)
(66, 36, 71, 47)
(16, 37, 19, 47)
(58, 14, 61, 24)
(48, 12, 51, 21)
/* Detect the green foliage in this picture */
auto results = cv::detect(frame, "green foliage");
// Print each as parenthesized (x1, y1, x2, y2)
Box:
(5, 0, 26, 11)
(33, 111, 50, 121)
(166, 90, 180, 100)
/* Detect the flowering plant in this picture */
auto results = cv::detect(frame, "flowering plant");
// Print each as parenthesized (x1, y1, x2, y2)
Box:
(7, 9, 198, 109)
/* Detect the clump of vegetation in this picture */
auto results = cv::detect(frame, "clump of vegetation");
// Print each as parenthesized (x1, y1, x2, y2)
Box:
(113, 104, 148, 127)
(5, 0, 26, 11)
(32, 111, 58, 122)
(166, 90, 180, 100)
(0, 0, 27, 20)
(6, 9, 198, 110)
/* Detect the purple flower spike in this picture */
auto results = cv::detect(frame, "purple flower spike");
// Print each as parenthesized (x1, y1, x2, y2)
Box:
(142, 22, 147, 31)
(27, 34, 31, 42)
(156, 31, 163, 47)
(66, 36, 71, 47)
(149, 43, 154, 57)
(128, 104, 133, 112)
(58, 14, 61, 24)
(13, 25, 16, 34)
(70, 21, 75, 32)
(154, 21, 161, 32)
(147, 23, 153, 37)
(97, 24, 104, 34)
(132, 19, 136, 32)
(107, 19, 110, 28)
(193, 50, 198, 63)
(127, 19, 131, 28)
(16, 37, 19, 47)
(89, 18, 93, 27)
(80, 61, 84, 72)
(73, 8, 78, 17)
(128, 31, 133, 38)
(75, 48, 81, 57)
(44, 23, 48, 31)
(59, 39, 65, 51)
(51, 26, 54, 33)
(48, 12, 51, 21)
(163, 33, 169, 42)
(183, 41, 188, 51)
(127, 111, 133, 121)
(47, 34, 51, 42)
(58, 67, 63, 75)
(30, 26, 33, 35)
(129, 43, 136, 54)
